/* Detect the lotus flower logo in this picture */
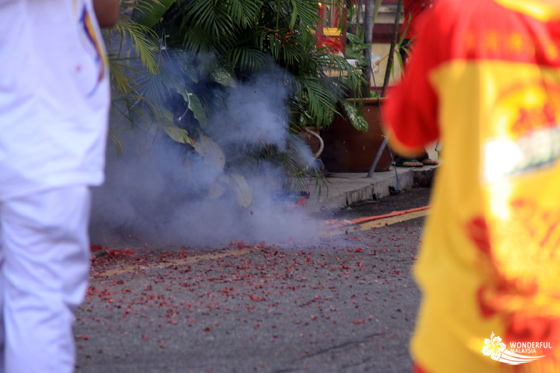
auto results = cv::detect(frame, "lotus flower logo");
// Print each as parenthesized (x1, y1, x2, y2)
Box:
(481, 332, 547, 365)
(482, 332, 507, 361)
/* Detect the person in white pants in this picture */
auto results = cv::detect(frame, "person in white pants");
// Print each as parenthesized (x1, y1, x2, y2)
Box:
(1, 188, 91, 372)
(0, 0, 118, 371)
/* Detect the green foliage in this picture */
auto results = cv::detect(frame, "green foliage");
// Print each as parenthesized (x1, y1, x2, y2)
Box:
(194, 132, 226, 171)
(128, 0, 366, 198)
(109, 0, 367, 136)
(107, 0, 370, 202)
(224, 174, 253, 208)
(186, 93, 207, 127)
(156, 0, 365, 131)
(347, 0, 408, 95)
(372, 0, 383, 26)
(163, 124, 194, 146)
(104, 1, 163, 153)
(133, 0, 176, 27)
(339, 99, 368, 133)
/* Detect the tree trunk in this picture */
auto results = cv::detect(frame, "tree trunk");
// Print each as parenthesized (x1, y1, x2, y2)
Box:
(381, 0, 402, 97)
(361, 0, 374, 96)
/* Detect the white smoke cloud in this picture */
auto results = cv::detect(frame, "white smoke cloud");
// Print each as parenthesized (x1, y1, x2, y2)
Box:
(89, 64, 321, 247)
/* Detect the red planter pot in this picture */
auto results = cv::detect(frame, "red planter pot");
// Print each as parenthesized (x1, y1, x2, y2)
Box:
(321, 98, 392, 172)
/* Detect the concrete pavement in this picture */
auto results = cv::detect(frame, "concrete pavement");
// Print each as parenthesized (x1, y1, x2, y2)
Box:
(306, 165, 437, 213)
(75, 196, 429, 373)
(74, 168, 437, 372)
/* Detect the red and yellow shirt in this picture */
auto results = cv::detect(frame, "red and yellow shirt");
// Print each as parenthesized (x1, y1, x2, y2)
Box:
(400, 0, 435, 41)
(384, 1, 560, 372)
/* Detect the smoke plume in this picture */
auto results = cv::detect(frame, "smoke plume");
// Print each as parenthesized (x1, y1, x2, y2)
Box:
(89, 64, 321, 247)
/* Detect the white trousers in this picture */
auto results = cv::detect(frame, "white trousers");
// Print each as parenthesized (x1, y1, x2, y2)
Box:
(0, 187, 91, 373)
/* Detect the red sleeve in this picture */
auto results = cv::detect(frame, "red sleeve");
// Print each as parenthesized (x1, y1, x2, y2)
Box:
(383, 2, 450, 157)
(401, 0, 435, 40)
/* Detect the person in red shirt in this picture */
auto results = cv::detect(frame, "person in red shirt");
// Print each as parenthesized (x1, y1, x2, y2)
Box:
(401, 0, 434, 48)
(392, 0, 438, 167)
(385, 0, 560, 371)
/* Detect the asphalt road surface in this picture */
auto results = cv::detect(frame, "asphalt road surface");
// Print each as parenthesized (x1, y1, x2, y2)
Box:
(75, 188, 432, 373)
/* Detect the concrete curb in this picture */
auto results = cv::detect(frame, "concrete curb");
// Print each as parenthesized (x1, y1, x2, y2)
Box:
(306, 165, 437, 212)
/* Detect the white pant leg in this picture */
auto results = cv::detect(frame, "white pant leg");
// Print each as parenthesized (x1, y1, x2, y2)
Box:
(0, 186, 91, 373)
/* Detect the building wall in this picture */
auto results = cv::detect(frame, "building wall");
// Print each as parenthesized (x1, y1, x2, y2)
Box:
(364, 1, 404, 88)
(370, 43, 403, 90)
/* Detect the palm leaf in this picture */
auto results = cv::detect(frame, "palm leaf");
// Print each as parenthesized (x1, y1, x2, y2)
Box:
(109, 18, 160, 74)
(133, 0, 176, 27)
(228, 47, 268, 72)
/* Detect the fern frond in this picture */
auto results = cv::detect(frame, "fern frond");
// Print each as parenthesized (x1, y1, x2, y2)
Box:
(110, 17, 160, 74)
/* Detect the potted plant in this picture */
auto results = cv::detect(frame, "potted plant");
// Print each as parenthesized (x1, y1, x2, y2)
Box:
(111, 0, 370, 198)
(320, 0, 405, 174)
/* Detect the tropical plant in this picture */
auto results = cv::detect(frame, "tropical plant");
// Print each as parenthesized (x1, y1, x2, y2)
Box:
(150, 0, 367, 132)
(143, 1, 368, 184)
(346, 0, 408, 97)
(102, 1, 162, 152)
(104, 0, 372, 205)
